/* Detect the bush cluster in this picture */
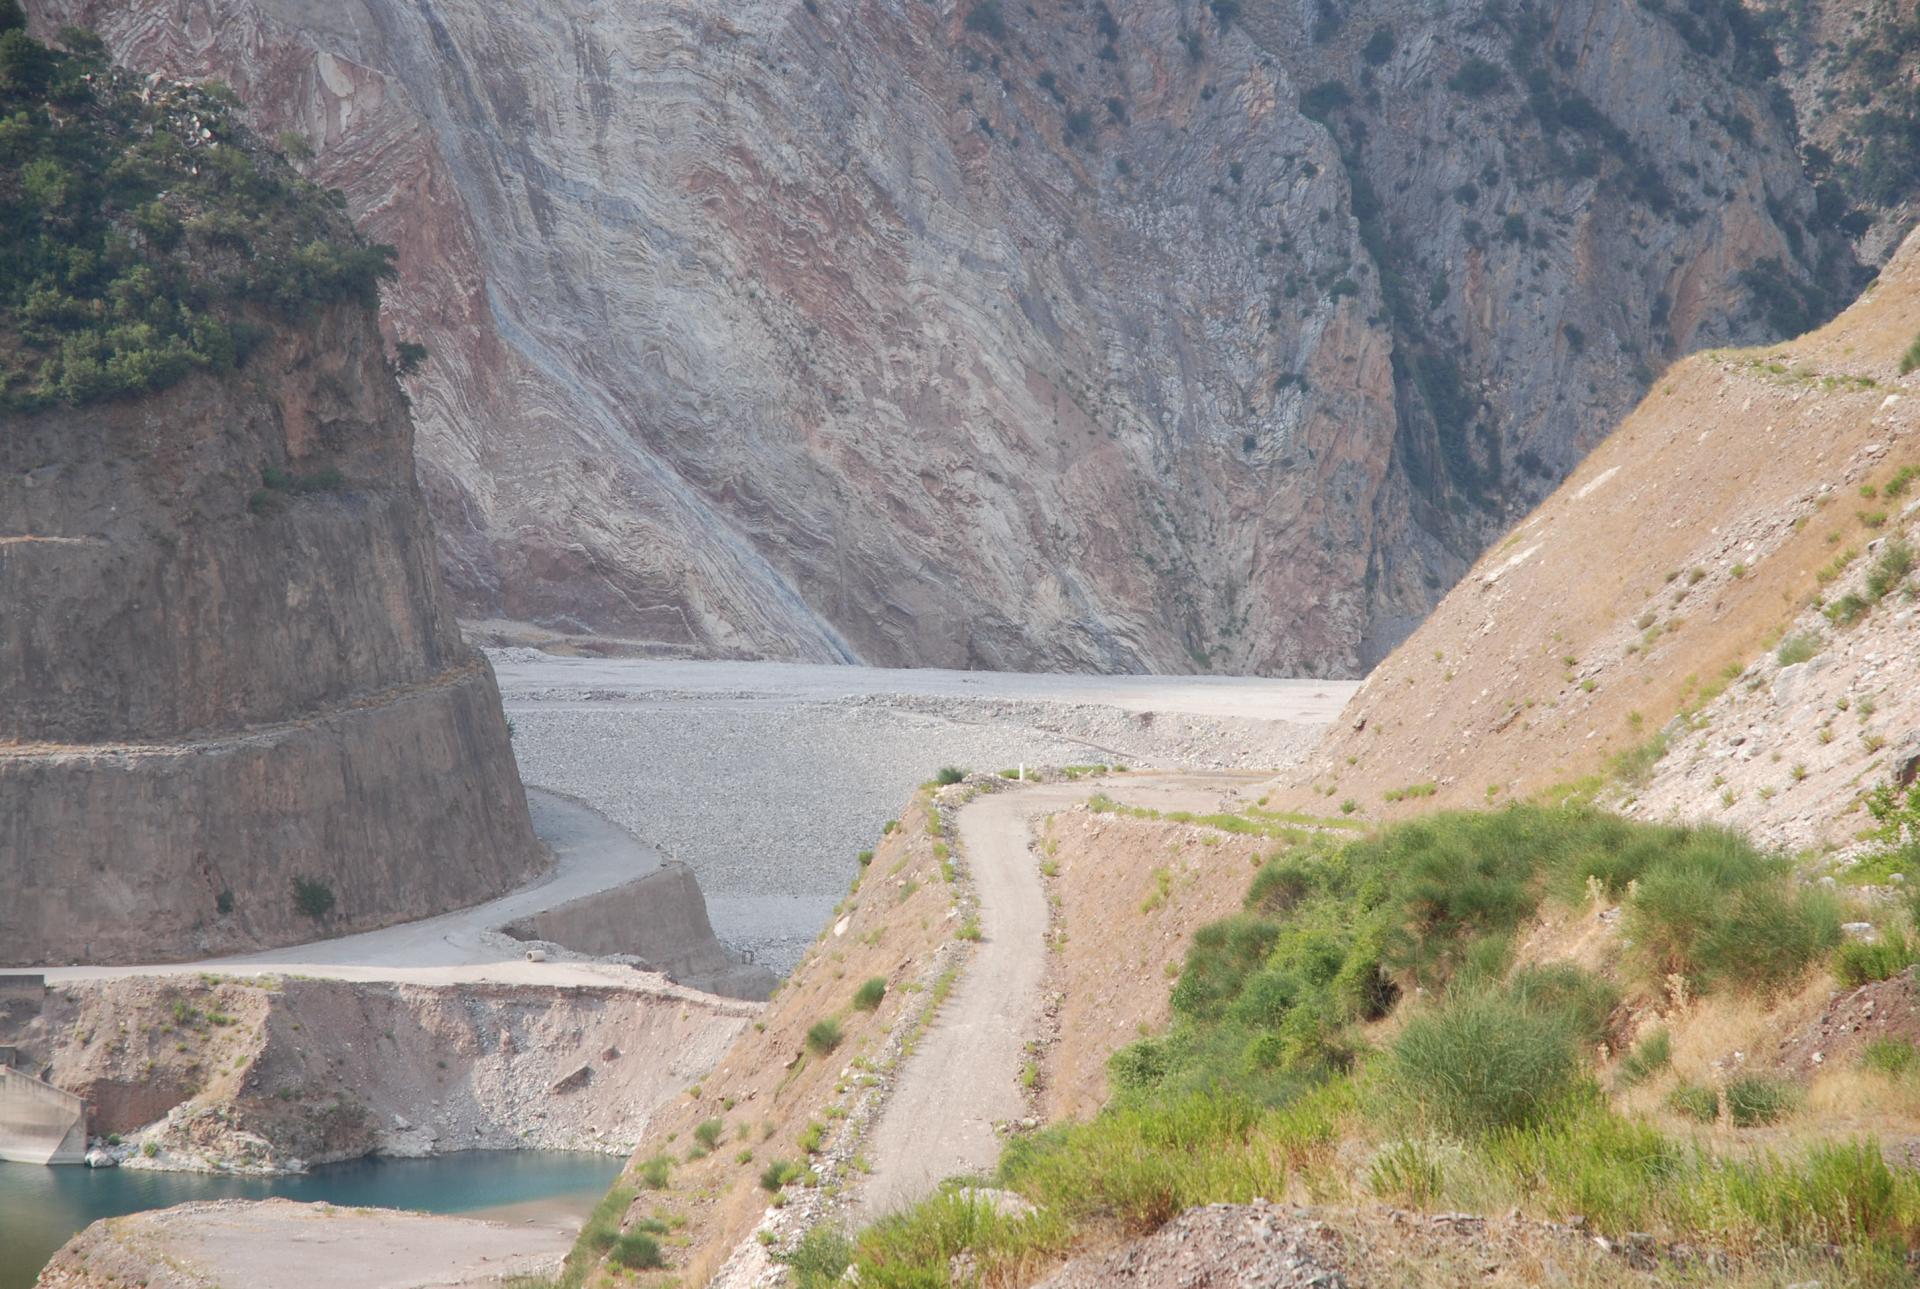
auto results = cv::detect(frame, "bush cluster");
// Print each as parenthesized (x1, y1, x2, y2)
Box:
(0, 19, 395, 411)
(845, 806, 1920, 1282)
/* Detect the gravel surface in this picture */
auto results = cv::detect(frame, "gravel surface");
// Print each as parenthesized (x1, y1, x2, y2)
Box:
(496, 658, 1345, 974)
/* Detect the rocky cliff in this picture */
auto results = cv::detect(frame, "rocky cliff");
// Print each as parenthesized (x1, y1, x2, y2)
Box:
(1751, 0, 1919, 263)
(0, 37, 542, 964)
(27, 0, 1855, 673)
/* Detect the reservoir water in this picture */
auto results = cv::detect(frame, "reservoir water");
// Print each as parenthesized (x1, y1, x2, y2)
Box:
(0, 1150, 621, 1289)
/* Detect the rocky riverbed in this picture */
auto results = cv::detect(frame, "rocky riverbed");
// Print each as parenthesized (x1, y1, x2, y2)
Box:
(494, 654, 1351, 972)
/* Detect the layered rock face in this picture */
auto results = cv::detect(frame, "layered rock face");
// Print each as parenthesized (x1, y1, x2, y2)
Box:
(33, 0, 1854, 672)
(0, 300, 542, 965)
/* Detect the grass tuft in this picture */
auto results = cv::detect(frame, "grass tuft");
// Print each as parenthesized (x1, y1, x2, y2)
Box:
(1835, 930, 1920, 988)
(806, 1018, 844, 1055)
(1725, 1074, 1798, 1127)
(1388, 990, 1581, 1135)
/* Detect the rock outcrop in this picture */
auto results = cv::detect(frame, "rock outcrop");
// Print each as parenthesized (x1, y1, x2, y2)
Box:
(2, 973, 753, 1170)
(29, 0, 1857, 673)
(1, 210, 542, 961)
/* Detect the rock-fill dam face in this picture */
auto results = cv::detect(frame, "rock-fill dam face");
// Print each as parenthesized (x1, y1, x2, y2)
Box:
(0, 294, 543, 966)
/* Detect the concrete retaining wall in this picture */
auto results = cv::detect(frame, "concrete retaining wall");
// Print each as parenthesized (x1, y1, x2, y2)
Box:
(0, 1065, 87, 1164)
(503, 867, 774, 1000)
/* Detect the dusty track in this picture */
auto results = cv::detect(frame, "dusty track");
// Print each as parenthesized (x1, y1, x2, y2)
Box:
(857, 772, 1262, 1218)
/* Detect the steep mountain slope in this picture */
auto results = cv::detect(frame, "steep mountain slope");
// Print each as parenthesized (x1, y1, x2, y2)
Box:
(1753, 0, 1920, 261)
(0, 31, 541, 965)
(1271, 226, 1920, 829)
(30, 0, 1851, 673)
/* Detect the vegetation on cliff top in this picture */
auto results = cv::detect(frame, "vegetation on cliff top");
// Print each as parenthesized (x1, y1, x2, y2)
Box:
(0, 7, 395, 412)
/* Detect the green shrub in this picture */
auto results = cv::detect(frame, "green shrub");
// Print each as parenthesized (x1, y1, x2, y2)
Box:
(852, 977, 887, 1011)
(1170, 915, 1281, 1021)
(806, 1018, 843, 1054)
(1835, 930, 1920, 988)
(1864, 1037, 1919, 1076)
(1298, 80, 1352, 121)
(637, 1153, 673, 1188)
(1508, 963, 1619, 1048)
(1479, 1103, 1920, 1249)
(1776, 632, 1820, 666)
(1382, 780, 1438, 802)
(779, 1226, 854, 1288)
(1625, 841, 1839, 993)
(0, 31, 399, 412)
(608, 1231, 664, 1269)
(693, 1117, 725, 1150)
(1243, 858, 1316, 915)
(291, 876, 335, 921)
(1901, 332, 1920, 376)
(1865, 538, 1914, 602)
(1000, 1093, 1287, 1230)
(1616, 1028, 1673, 1088)
(1387, 991, 1581, 1136)
(1726, 1075, 1798, 1127)
(1827, 592, 1871, 626)
(933, 766, 968, 785)
(760, 1158, 805, 1191)
(852, 1189, 1067, 1286)
(1367, 1139, 1442, 1205)
(1448, 56, 1506, 97)
(1361, 25, 1396, 65)
(963, 1, 1006, 40)
(1667, 1082, 1720, 1123)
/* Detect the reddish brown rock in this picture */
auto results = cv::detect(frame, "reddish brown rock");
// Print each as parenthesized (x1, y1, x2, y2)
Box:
(0, 297, 541, 965)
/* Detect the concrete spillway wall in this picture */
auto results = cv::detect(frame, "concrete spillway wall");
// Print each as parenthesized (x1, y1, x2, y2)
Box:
(0, 1065, 87, 1164)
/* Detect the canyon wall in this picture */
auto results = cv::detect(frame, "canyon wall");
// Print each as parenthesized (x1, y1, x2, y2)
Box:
(32, 0, 1856, 673)
(0, 295, 542, 965)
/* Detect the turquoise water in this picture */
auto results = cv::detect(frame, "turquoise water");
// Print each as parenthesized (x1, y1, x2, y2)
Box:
(0, 1150, 620, 1289)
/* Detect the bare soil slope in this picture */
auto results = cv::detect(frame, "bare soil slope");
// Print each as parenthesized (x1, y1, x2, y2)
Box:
(1273, 228, 1920, 820)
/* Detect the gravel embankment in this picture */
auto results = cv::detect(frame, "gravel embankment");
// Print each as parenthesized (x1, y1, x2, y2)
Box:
(497, 659, 1343, 973)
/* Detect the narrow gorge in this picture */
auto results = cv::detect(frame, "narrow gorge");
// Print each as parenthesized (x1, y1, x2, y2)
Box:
(33, 0, 1859, 673)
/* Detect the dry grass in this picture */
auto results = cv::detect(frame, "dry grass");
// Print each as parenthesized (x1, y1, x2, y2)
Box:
(578, 788, 973, 1287)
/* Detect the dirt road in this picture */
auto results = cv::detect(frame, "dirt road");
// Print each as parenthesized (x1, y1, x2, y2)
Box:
(856, 772, 1263, 1218)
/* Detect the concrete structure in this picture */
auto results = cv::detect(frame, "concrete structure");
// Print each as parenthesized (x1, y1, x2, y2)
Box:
(502, 866, 775, 1000)
(0, 1065, 87, 1164)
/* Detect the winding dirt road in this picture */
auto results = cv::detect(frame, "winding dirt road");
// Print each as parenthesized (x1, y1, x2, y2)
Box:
(857, 771, 1264, 1218)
